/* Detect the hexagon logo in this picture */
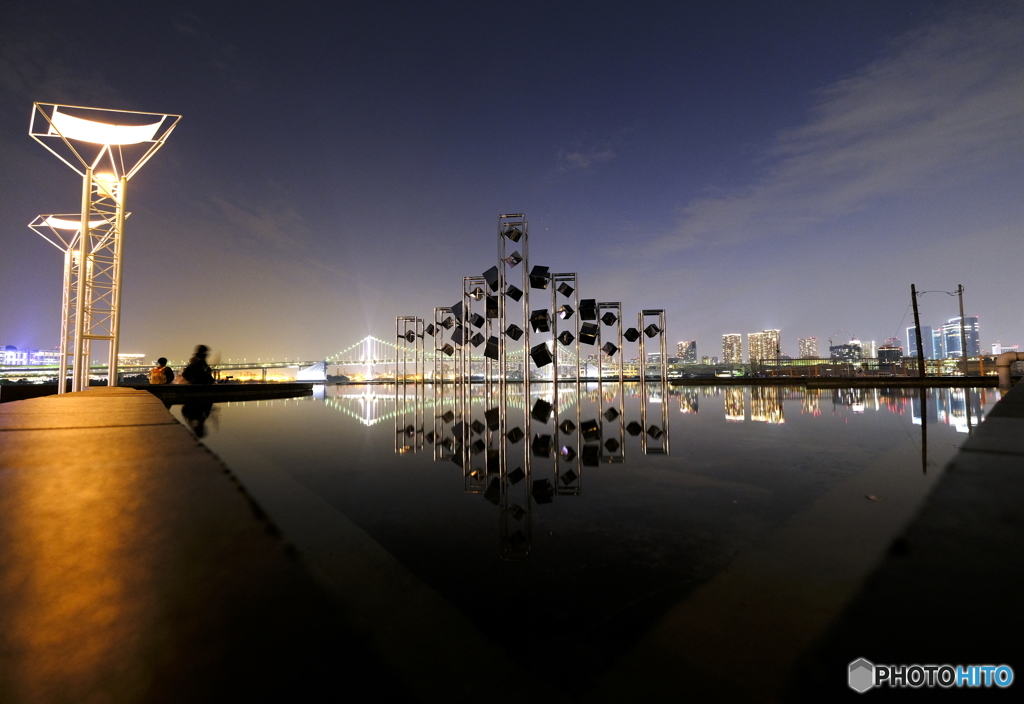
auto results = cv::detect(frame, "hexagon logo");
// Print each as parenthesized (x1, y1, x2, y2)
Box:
(849, 658, 874, 693)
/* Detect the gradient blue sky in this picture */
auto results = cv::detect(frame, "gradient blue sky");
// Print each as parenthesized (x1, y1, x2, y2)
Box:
(1, 1, 1021, 361)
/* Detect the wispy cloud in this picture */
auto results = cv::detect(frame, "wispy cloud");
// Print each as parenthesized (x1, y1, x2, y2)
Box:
(556, 144, 617, 172)
(656, 4, 1024, 253)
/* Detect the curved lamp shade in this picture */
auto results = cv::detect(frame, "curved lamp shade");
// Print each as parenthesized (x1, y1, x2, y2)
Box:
(50, 109, 163, 145)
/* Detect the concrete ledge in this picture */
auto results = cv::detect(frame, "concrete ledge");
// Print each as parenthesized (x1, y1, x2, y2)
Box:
(0, 388, 405, 703)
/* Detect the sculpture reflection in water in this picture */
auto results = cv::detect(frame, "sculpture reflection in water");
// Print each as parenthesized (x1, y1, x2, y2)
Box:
(394, 380, 670, 561)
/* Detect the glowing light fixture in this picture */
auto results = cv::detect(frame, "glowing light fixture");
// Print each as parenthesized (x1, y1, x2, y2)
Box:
(29, 103, 180, 393)
(50, 109, 163, 145)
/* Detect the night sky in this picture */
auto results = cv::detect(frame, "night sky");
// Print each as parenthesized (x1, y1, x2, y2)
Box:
(1, 1, 1021, 362)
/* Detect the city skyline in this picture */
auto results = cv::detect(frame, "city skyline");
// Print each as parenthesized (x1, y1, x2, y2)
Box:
(1, 2, 1021, 360)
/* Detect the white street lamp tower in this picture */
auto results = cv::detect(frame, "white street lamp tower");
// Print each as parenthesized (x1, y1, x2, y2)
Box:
(30, 104, 180, 391)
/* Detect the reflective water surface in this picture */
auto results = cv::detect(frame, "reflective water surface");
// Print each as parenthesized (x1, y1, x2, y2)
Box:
(172, 382, 998, 690)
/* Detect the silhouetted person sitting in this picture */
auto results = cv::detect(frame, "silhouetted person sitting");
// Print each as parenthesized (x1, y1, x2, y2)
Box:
(182, 344, 215, 385)
(148, 357, 174, 385)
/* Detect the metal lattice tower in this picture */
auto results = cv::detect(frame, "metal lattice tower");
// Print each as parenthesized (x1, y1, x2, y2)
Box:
(30, 103, 180, 392)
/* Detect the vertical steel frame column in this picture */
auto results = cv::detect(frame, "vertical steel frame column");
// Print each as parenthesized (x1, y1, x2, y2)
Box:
(497, 214, 529, 385)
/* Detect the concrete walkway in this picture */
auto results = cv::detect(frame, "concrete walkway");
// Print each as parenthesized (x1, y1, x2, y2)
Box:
(0, 387, 404, 703)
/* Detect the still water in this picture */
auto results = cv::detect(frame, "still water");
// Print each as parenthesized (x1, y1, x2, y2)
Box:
(172, 383, 998, 690)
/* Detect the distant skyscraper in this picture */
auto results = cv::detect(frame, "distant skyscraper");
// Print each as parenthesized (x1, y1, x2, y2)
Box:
(941, 316, 980, 358)
(798, 337, 818, 358)
(906, 326, 937, 360)
(722, 334, 742, 364)
(830, 340, 863, 362)
(677, 340, 697, 363)
(747, 329, 781, 363)
(862, 340, 877, 358)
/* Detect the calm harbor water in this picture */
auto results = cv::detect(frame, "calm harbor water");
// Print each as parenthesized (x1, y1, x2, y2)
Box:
(172, 382, 998, 690)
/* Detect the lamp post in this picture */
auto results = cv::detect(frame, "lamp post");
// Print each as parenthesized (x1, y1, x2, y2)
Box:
(30, 104, 180, 391)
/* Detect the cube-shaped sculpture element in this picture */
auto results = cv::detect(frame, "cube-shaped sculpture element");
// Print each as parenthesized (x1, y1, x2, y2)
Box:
(531, 398, 553, 423)
(604, 438, 621, 453)
(504, 250, 523, 268)
(486, 295, 499, 318)
(505, 284, 523, 302)
(506, 426, 525, 444)
(529, 265, 550, 289)
(626, 421, 643, 436)
(557, 331, 575, 346)
(530, 310, 551, 333)
(507, 466, 525, 484)
(601, 311, 618, 326)
(603, 406, 620, 422)
(440, 410, 455, 423)
(470, 439, 486, 455)
(470, 332, 485, 348)
(424, 323, 436, 337)
(450, 301, 464, 320)
(579, 299, 597, 320)
(559, 419, 576, 435)
(483, 477, 500, 504)
(559, 446, 577, 463)
(557, 304, 574, 320)
(560, 468, 578, 484)
(581, 419, 601, 441)
(644, 323, 661, 338)
(647, 425, 664, 439)
(441, 343, 455, 357)
(452, 421, 466, 438)
(557, 282, 574, 298)
(440, 316, 454, 329)
(531, 434, 553, 458)
(530, 342, 553, 367)
(503, 225, 523, 242)
(450, 328, 464, 346)
(579, 323, 598, 345)
(403, 330, 416, 343)
(531, 477, 554, 496)
(602, 341, 618, 357)
(470, 313, 485, 328)
(484, 406, 500, 431)
(471, 419, 486, 435)
(624, 327, 641, 343)
(484, 336, 499, 360)
(482, 265, 499, 291)
(581, 445, 600, 466)
(470, 287, 485, 301)
(505, 324, 524, 341)
(848, 659, 874, 693)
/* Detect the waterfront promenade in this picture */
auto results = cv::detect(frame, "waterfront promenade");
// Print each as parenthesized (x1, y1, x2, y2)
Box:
(1, 383, 1021, 702)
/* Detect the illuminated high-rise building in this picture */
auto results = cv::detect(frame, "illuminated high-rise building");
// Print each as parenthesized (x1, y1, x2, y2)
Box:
(906, 325, 937, 360)
(747, 329, 781, 362)
(677, 340, 697, 363)
(722, 334, 742, 364)
(798, 337, 818, 358)
(941, 316, 980, 358)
